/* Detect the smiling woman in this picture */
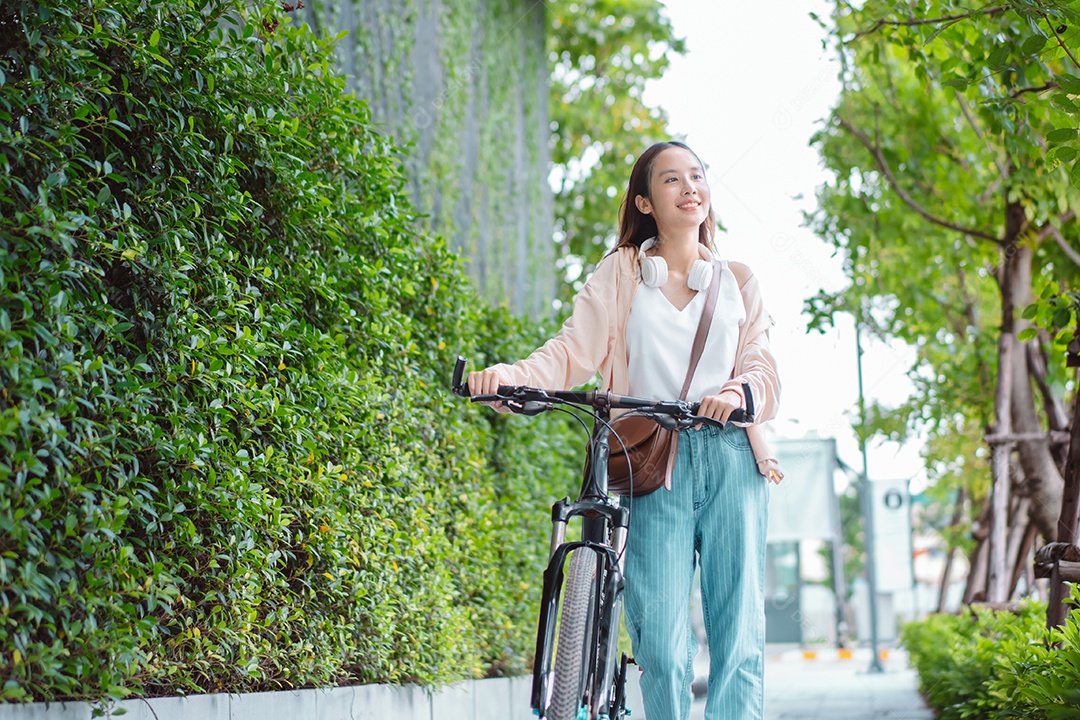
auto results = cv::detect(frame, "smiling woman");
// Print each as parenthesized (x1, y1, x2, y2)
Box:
(468, 140, 782, 719)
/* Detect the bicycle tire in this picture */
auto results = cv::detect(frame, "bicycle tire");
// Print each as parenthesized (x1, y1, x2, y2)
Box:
(548, 549, 598, 720)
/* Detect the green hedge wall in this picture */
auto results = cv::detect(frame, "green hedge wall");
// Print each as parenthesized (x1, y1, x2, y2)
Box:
(0, 0, 581, 702)
(901, 601, 1080, 719)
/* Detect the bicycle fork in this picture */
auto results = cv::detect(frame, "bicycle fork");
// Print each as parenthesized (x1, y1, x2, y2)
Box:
(531, 497, 630, 719)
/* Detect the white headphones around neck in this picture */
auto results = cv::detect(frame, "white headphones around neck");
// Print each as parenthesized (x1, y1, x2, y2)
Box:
(638, 237, 715, 291)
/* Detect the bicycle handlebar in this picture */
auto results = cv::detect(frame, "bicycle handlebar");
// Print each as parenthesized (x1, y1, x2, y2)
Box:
(450, 356, 754, 428)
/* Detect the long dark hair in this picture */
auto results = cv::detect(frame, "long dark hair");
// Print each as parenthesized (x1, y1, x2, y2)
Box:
(612, 141, 715, 253)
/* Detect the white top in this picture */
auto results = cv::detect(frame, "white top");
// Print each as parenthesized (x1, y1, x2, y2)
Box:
(626, 261, 746, 401)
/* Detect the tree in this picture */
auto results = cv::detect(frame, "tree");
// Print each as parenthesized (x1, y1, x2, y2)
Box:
(809, 0, 1080, 602)
(547, 0, 685, 298)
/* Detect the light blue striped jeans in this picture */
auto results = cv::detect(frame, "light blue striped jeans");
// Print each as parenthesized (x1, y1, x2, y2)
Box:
(621, 422, 768, 720)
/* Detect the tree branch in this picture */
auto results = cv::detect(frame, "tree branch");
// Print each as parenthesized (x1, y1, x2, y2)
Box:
(1026, 337, 1070, 476)
(954, 90, 985, 139)
(1050, 226, 1080, 268)
(194, 2, 230, 39)
(985, 430, 1071, 445)
(1011, 82, 1059, 97)
(1028, 338, 1070, 433)
(851, 5, 1010, 41)
(835, 116, 1003, 243)
(1043, 14, 1080, 70)
(1037, 209, 1077, 242)
(953, 90, 1010, 181)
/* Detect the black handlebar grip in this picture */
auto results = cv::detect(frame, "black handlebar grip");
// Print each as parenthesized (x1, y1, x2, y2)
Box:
(742, 382, 755, 424)
(690, 382, 756, 425)
(452, 357, 467, 396)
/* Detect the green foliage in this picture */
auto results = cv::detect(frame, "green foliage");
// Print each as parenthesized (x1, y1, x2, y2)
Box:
(902, 598, 1080, 719)
(0, 0, 583, 702)
(548, 0, 684, 297)
(809, 1, 1080, 548)
(1021, 282, 1080, 368)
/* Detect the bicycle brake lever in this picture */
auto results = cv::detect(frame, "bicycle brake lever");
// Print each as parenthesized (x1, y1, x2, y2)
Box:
(649, 414, 681, 431)
(517, 401, 553, 416)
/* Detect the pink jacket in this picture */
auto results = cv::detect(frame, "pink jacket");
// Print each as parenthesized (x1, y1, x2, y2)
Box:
(491, 245, 783, 482)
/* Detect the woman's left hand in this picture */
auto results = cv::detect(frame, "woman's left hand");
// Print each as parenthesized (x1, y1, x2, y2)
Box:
(696, 389, 745, 424)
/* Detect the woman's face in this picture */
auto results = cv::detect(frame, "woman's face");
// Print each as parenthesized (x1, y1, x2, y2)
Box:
(634, 146, 711, 236)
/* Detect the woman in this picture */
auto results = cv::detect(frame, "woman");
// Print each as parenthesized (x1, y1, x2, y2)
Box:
(468, 141, 780, 720)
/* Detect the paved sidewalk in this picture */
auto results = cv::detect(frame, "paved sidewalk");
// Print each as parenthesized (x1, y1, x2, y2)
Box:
(611, 643, 935, 719)
(639, 645, 934, 720)
(758, 646, 933, 720)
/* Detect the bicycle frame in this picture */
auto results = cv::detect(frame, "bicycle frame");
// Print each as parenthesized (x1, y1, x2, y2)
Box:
(531, 402, 629, 719)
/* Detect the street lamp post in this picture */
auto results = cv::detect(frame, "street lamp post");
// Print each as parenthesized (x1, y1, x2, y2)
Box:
(855, 312, 885, 674)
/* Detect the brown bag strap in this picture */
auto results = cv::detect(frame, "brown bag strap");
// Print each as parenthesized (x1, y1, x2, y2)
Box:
(678, 262, 722, 400)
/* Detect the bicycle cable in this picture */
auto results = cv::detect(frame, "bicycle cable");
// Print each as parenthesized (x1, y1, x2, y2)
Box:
(547, 401, 641, 567)
(537, 399, 637, 567)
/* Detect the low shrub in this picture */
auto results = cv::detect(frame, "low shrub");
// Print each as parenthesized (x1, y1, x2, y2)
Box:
(901, 597, 1080, 719)
(1, 0, 583, 702)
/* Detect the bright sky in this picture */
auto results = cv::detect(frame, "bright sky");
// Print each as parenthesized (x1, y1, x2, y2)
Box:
(644, 0, 927, 489)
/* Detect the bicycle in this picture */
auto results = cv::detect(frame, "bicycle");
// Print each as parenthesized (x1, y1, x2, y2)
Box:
(450, 357, 754, 720)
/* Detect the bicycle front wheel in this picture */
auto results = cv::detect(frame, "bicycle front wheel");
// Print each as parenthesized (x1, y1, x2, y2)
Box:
(548, 548, 598, 720)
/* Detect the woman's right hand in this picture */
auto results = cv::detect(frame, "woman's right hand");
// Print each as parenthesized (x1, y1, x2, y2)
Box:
(467, 368, 506, 408)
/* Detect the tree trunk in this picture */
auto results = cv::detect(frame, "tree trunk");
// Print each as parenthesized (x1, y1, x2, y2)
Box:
(963, 535, 989, 604)
(989, 349, 1012, 601)
(1005, 244, 1065, 541)
(937, 487, 966, 613)
(963, 495, 991, 604)
(1004, 496, 1032, 598)
(1047, 374, 1080, 627)
(1027, 341, 1069, 471)
(988, 237, 1016, 602)
(1057, 373, 1080, 547)
(938, 547, 956, 613)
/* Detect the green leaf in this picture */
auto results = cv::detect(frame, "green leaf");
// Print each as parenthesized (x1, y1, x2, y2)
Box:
(987, 44, 1011, 69)
(1047, 128, 1078, 143)
(1018, 328, 1038, 341)
(1052, 146, 1078, 162)
(1021, 34, 1047, 55)
(942, 76, 970, 88)
(149, 29, 159, 47)
(1052, 93, 1078, 113)
(1057, 75, 1080, 94)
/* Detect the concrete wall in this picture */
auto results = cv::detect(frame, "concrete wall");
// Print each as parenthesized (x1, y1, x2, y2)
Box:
(301, 0, 555, 316)
(0, 678, 531, 720)
(0, 675, 649, 719)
